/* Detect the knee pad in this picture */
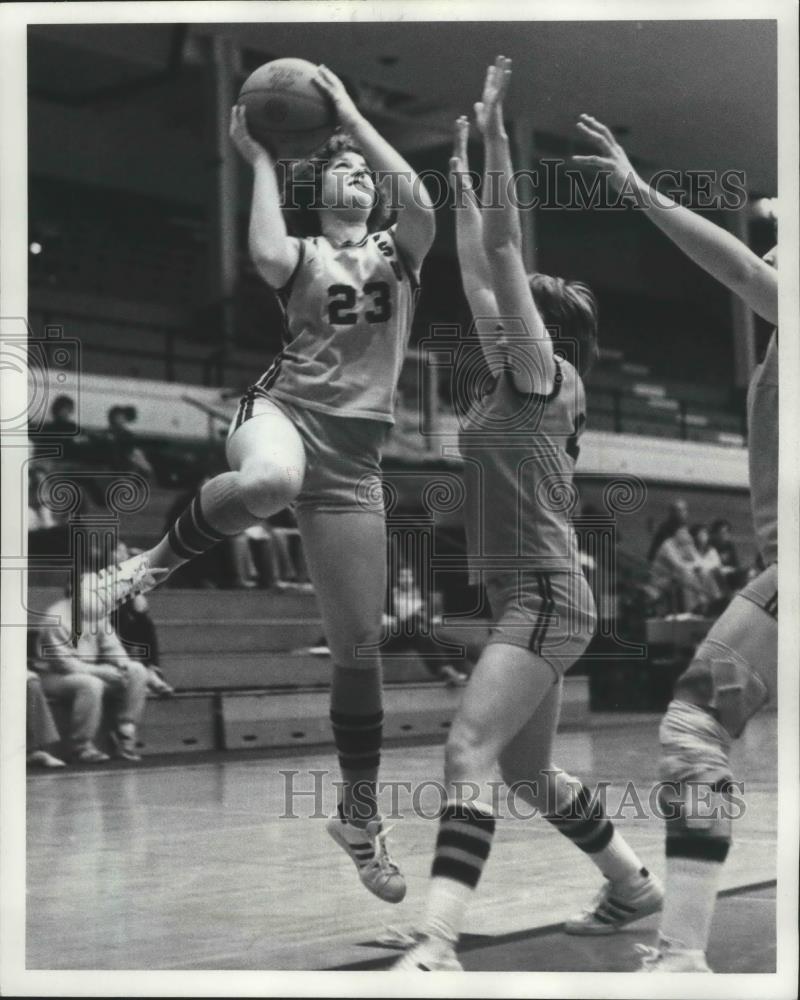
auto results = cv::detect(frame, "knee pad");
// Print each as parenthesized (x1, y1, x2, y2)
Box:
(659, 700, 735, 862)
(675, 637, 769, 739)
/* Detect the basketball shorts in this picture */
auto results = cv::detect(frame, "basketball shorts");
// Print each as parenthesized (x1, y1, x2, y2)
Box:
(484, 571, 597, 677)
(228, 390, 389, 516)
(739, 561, 778, 619)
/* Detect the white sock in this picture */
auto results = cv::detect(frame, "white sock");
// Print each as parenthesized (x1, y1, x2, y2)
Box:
(591, 828, 647, 884)
(423, 877, 470, 944)
(660, 856, 723, 951)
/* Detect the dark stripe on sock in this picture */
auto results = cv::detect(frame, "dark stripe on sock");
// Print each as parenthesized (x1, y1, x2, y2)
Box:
(192, 495, 226, 542)
(331, 710, 383, 773)
(666, 835, 730, 863)
(545, 787, 613, 854)
(167, 521, 197, 561)
(436, 827, 493, 861)
(330, 710, 384, 728)
(431, 856, 484, 888)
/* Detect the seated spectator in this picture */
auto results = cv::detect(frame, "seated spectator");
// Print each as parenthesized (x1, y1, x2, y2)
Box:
(690, 524, 729, 599)
(35, 587, 151, 763)
(647, 498, 689, 562)
(111, 543, 174, 696)
(42, 393, 78, 437)
(709, 518, 746, 591)
(650, 526, 723, 616)
(27, 670, 66, 769)
(100, 405, 154, 479)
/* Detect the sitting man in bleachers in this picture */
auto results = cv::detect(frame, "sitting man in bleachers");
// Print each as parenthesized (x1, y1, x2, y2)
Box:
(35, 587, 151, 763)
(27, 670, 66, 769)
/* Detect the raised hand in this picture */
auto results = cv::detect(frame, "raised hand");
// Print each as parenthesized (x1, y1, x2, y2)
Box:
(474, 55, 511, 137)
(573, 114, 637, 193)
(449, 115, 474, 189)
(313, 64, 362, 128)
(229, 104, 270, 164)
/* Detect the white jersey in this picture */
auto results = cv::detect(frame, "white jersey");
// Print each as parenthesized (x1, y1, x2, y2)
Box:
(255, 228, 418, 423)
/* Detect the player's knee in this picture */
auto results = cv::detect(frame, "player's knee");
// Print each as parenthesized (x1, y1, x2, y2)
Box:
(445, 721, 492, 783)
(76, 674, 106, 700)
(239, 461, 301, 518)
(658, 698, 735, 862)
(673, 637, 769, 739)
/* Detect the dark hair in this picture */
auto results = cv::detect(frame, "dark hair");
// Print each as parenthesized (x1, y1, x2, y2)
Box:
(108, 405, 137, 423)
(528, 274, 599, 378)
(283, 132, 392, 238)
(690, 523, 708, 543)
(51, 394, 74, 413)
(710, 518, 732, 534)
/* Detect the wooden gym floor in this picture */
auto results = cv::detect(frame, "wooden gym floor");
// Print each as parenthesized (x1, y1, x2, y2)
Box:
(26, 713, 776, 972)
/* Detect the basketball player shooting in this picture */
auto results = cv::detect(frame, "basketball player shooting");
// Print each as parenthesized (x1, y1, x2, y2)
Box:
(81, 62, 435, 904)
(396, 58, 661, 972)
(574, 112, 779, 973)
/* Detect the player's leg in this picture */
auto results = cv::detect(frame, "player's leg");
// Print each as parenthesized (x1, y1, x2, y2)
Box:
(396, 640, 558, 970)
(294, 506, 404, 903)
(500, 688, 662, 935)
(82, 398, 306, 616)
(644, 563, 777, 972)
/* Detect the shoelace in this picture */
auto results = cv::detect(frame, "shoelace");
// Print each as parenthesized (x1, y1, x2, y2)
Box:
(634, 943, 662, 968)
(376, 925, 422, 948)
(366, 825, 401, 880)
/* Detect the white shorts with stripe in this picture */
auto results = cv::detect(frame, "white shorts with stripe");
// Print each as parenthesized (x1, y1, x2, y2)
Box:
(484, 571, 597, 677)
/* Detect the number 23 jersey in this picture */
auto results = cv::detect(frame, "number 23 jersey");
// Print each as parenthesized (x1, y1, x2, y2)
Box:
(259, 228, 418, 423)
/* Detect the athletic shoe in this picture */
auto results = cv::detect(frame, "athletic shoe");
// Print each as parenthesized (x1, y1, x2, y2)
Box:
(73, 743, 110, 764)
(26, 750, 66, 769)
(392, 934, 463, 971)
(564, 870, 664, 935)
(80, 555, 165, 623)
(376, 925, 423, 949)
(109, 728, 142, 762)
(636, 938, 712, 972)
(326, 815, 406, 903)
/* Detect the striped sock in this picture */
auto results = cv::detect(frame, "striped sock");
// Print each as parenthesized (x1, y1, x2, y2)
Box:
(155, 473, 256, 570)
(424, 800, 496, 943)
(330, 708, 383, 826)
(545, 784, 641, 882)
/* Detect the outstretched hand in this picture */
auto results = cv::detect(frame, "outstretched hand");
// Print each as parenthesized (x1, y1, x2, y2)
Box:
(474, 55, 511, 137)
(229, 104, 270, 164)
(449, 115, 474, 189)
(573, 114, 637, 193)
(312, 64, 362, 127)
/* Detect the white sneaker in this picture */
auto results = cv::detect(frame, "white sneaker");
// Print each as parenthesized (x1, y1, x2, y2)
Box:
(80, 554, 165, 622)
(392, 934, 462, 971)
(564, 870, 664, 935)
(326, 815, 406, 903)
(636, 938, 712, 972)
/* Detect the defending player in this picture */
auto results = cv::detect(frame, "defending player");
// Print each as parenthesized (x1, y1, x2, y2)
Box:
(574, 114, 778, 972)
(395, 59, 661, 972)
(83, 65, 435, 903)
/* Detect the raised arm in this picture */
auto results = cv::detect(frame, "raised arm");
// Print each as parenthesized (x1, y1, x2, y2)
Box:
(449, 115, 504, 370)
(574, 114, 778, 325)
(313, 65, 435, 275)
(230, 105, 300, 289)
(477, 57, 556, 394)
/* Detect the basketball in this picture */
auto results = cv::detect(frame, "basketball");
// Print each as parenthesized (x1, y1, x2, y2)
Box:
(238, 57, 336, 159)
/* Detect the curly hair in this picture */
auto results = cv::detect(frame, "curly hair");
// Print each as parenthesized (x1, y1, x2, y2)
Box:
(528, 274, 600, 378)
(282, 132, 393, 238)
